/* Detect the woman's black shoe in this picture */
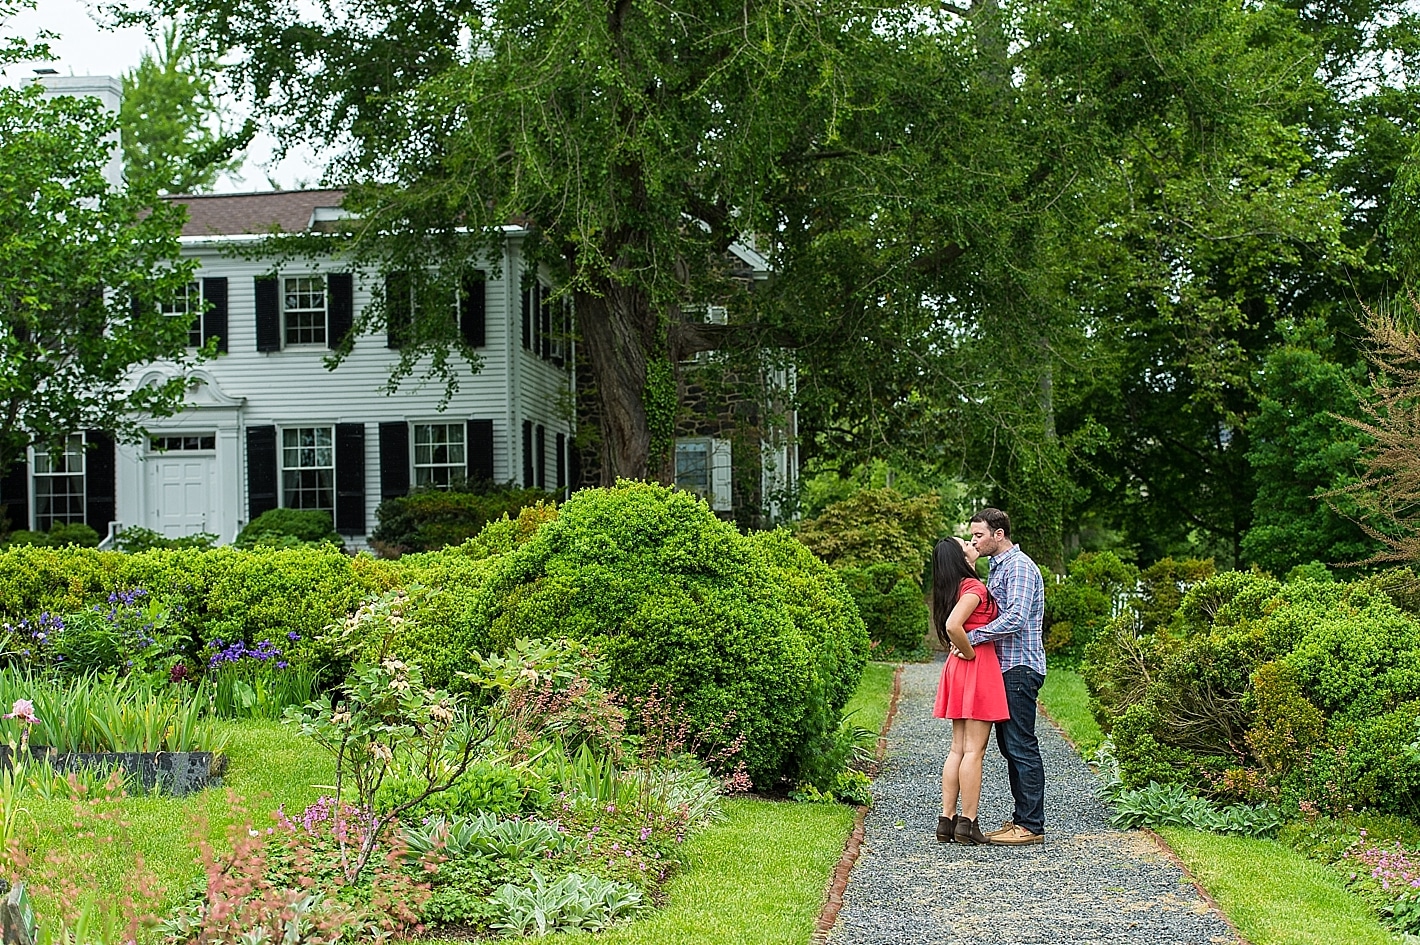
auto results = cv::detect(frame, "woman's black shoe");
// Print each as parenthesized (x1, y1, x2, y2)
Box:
(953, 817, 988, 845)
(936, 815, 958, 843)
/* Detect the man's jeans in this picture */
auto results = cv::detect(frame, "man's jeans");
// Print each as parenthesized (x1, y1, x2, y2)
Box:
(995, 666, 1046, 835)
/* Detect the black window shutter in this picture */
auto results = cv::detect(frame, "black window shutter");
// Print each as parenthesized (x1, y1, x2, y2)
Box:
(0, 456, 28, 532)
(385, 272, 411, 349)
(460, 271, 486, 347)
(84, 430, 116, 533)
(522, 420, 534, 487)
(378, 422, 410, 500)
(254, 277, 281, 352)
(335, 422, 365, 535)
(555, 433, 566, 493)
(569, 438, 582, 491)
(328, 273, 354, 350)
(535, 425, 546, 489)
(246, 425, 278, 519)
(552, 301, 567, 368)
(521, 287, 531, 350)
(467, 419, 494, 483)
(539, 296, 552, 360)
(202, 277, 228, 352)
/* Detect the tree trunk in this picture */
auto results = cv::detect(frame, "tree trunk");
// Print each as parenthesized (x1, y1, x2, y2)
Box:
(576, 283, 658, 482)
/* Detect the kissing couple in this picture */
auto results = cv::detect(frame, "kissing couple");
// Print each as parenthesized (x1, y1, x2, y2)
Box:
(931, 507, 1047, 846)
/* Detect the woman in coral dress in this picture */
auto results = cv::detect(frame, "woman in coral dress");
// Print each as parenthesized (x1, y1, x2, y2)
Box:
(932, 537, 1009, 845)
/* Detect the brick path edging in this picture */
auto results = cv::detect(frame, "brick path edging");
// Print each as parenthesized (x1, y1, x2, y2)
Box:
(813, 663, 905, 943)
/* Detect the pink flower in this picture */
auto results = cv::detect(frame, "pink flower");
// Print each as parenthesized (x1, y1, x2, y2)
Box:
(4, 699, 39, 727)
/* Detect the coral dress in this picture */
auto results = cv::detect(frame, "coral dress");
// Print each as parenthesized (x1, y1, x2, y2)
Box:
(933, 577, 1010, 722)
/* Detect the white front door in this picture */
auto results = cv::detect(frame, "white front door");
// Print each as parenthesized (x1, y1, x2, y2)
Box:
(146, 454, 218, 537)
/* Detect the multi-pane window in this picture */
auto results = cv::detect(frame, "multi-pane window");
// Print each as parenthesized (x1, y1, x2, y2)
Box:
(162, 281, 203, 347)
(283, 276, 327, 345)
(281, 427, 334, 511)
(33, 434, 85, 531)
(674, 440, 711, 498)
(413, 423, 466, 489)
(150, 434, 216, 452)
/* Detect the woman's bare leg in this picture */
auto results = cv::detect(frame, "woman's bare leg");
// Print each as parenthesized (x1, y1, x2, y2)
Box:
(958, 720, 993, 820)
(941, 719, 966, 817)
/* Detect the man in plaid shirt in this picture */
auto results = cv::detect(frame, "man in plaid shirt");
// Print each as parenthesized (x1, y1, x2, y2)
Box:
(966, 507, 1046, 846)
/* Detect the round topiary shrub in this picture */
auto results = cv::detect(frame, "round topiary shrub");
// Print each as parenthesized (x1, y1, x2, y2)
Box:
(450, 482, 826, 789)
(235, 509, 343, 549)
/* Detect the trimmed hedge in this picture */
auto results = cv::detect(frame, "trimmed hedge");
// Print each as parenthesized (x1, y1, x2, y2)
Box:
(0, 487, 867, 791)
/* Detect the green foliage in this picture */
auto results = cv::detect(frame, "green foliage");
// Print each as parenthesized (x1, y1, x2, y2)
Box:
(112, 526, 217, 553)
(1044, 551, 1139, 664)
(1, 524, 101, 549)
(370, 485, 552, 556)
(444, 482, 861, 788)
(378, 760, 538, 820)
(120, 22, 251, 195)
(1084, 569, 1420, 814)
(488, 870, 645, 936)
(795, 488, 942, 574)
(795, 488, 941, 659)
(1241, 326, 1375, 574)
(834, 565, 928, 659)
(0, 669, 224, 753)
(1136, 557, 1217, 634)
(1109, 781, 1283, 837)
(235, 509, 343, 549)
(0, 76, 201, 470)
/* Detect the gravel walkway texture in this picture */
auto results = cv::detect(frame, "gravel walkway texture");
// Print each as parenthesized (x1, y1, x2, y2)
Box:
(827, 658, 1242, 945)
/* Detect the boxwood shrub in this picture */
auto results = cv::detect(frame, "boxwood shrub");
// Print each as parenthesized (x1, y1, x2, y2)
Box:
(370, 484, 553, 556)
(428, 482, 866, 789)
(1084, 570, 1420, 814)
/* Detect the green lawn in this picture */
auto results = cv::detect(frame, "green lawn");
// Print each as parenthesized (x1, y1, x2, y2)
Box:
(843, 661, 896, 737)
(20, 719, 335, 919)
(1037, 664, 1103, 754)
(19, 662, 899, 937)
(1159, 828, 1399, 945)
(559, 798, 855, 945)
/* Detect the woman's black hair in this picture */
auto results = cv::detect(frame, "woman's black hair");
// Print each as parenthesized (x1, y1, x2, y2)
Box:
(931, 539, 978, 647)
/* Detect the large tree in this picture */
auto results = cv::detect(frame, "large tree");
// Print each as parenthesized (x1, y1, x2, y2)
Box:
(136, 0, 925, 482)
(0, 2, 204, 471)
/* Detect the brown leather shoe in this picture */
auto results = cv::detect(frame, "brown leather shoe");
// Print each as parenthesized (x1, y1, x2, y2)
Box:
(936, 815, 959, 843)
(988, 824, 1044, 846)
(953, 817, 988, 845)
(984, 821, 1016, 838)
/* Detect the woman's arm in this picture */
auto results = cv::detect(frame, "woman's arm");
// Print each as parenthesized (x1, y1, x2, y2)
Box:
(943, 593, 980, 659)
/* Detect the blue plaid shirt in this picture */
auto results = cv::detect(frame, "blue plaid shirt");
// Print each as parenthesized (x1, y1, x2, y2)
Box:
(967, 544, 1046, 676)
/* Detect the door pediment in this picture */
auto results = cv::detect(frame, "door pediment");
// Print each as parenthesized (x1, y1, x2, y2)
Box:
(136, 368, 246, 409)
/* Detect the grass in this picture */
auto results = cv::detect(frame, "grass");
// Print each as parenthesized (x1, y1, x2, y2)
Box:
(1159, 828, 1398, 945)
(843, 661, 896, 736)
(18, 663, 897, 937)
(19, 719, 335, 919)
(1037, 663, 1103, 754)
(557, 798, 856, 945)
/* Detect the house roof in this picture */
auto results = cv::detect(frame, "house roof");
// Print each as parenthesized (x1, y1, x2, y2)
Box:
(165, 189, 348, 237)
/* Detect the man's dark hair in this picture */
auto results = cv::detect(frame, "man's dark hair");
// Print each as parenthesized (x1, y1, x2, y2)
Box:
(970, 507, 1011, 538)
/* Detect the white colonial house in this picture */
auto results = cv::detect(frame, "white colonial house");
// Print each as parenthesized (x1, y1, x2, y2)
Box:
(0, 185, 577, 549)
(0, 74, 794, 546)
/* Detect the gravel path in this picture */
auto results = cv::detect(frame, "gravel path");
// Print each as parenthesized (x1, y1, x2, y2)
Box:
(827, 658, 1241, 945)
